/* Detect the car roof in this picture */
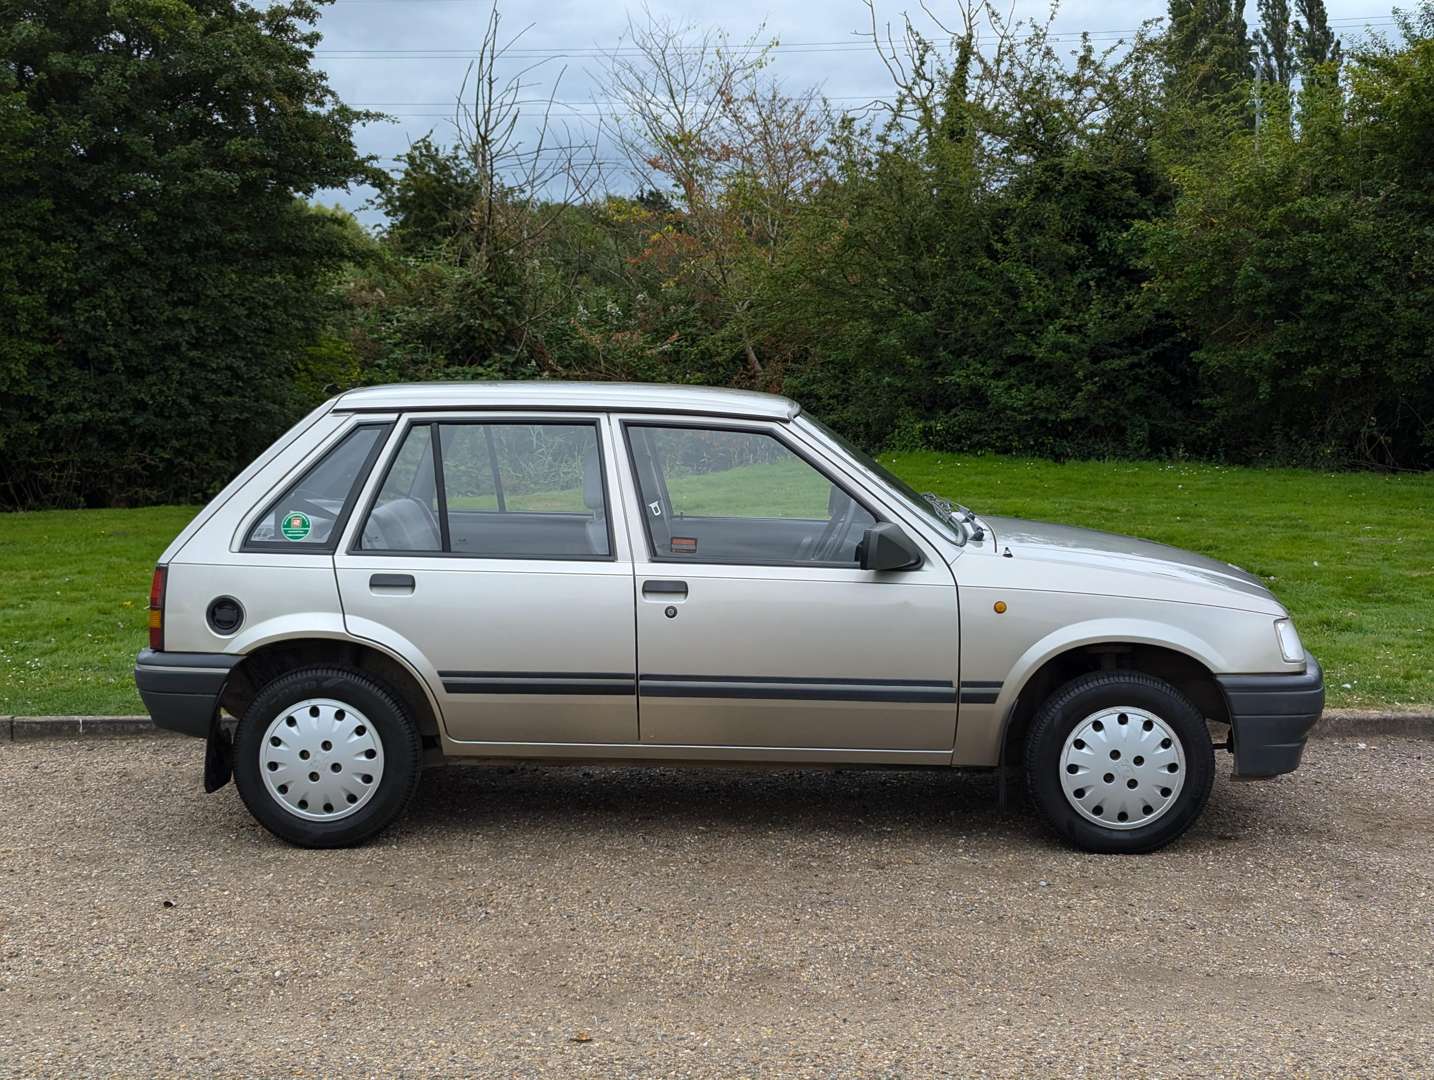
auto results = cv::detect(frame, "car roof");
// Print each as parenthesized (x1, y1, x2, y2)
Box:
(331, 381, 800, 421)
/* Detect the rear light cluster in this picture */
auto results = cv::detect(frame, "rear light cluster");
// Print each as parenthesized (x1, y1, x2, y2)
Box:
(148, 565, 167, 651)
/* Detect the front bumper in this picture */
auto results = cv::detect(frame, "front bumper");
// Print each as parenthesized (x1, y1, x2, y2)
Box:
(134, 649, 241, 738)
(1216, 654, 1325, 778)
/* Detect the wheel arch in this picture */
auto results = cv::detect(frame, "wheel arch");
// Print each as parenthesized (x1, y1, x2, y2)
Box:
(995, 624, 1230, 769)
(220, 635, 444, 751)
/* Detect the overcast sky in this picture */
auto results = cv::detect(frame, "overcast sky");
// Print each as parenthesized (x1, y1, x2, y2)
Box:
(307, 0, 1400, 225)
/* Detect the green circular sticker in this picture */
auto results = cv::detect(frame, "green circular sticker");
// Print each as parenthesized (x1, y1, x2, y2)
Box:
(280, 511, 312, 542)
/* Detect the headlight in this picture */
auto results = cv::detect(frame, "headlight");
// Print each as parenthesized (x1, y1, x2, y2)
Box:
(1274, 618, 1305, 664)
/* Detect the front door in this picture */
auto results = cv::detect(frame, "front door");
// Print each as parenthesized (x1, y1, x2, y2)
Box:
(336, 415, 638, 745)
(619, 419, 959, 752)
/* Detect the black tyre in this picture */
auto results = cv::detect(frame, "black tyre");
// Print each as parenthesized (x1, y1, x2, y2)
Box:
(233, 666, 422, 848)
(1024, 670, 1215, 854)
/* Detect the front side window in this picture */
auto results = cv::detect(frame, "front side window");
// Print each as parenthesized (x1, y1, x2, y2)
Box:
(245, 425, 386, 550)
(360, 421, 610, 559)
(625, 425, 876, 565)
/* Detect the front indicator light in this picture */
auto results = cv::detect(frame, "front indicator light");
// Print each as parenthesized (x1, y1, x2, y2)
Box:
(1274, 618, 1304, 664)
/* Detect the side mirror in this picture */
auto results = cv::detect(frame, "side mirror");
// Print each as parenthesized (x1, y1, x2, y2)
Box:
(857, 522, 922, 572)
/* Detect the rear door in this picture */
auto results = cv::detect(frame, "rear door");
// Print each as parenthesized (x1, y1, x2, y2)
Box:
(618, 418, 960, 754)
(335, 413, 638, 745)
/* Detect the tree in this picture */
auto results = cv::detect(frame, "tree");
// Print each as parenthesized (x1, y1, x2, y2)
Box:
(1253, 0, 1294, 85)
(347, 2, 603, 382)
(1294, 0, 1342, 71)
(374, 137, 484, 252)
(598, 11, 830, 384)
(1166, 0, 1253, 103)
(0, 0, 383, 507)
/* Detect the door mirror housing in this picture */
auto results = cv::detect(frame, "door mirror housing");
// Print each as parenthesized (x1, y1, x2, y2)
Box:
(857, 522, 922, 572)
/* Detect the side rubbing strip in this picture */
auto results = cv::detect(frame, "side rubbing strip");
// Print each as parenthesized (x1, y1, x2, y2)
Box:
(438, 671, 973, 702)
(441, 672, 635, 696)
(640, 675, 956, 704)
(959, 680, 1003, 705)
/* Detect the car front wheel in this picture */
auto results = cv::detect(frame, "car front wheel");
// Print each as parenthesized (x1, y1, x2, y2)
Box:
(233, 666, 422, 848)
(1024, 670, 1215, 854)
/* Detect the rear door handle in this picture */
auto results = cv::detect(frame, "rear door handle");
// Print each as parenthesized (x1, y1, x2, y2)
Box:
(642, 579, 688, 598)
(370, 573, 415, 593)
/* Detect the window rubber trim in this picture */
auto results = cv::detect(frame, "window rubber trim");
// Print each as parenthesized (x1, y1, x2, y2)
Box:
(429, 422, 452, 553)
(240, 422, 394, 555)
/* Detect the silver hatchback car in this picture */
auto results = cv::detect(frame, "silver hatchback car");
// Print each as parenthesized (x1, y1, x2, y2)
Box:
(135, 382, 1322, 853)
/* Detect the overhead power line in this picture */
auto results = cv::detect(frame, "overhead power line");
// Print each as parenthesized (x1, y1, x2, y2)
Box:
(320, 44, 891, 58)
(313, 17, 1397, 60)
(324, 0, 1382, 16)
(351, 94, 880, 107)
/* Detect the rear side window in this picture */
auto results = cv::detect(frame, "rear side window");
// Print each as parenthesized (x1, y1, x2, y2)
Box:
(244, 425, 387, 551)
(361, 425, 442, 552)
(360, 421, 610, 559)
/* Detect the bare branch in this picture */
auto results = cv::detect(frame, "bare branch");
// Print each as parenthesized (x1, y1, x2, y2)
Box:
(438, 2, 603, 267)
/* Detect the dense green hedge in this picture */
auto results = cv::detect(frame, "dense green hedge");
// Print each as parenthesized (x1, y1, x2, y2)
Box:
(3, 1, 1431, 509)
(0, 1, 379, 507)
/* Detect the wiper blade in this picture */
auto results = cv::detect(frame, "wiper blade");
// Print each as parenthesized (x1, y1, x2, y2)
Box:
(922, 492, 985, 541)
(922, 492, 955, 518)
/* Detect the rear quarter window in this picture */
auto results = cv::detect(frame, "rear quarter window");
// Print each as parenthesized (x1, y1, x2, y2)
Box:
(244, 425, 388, 551)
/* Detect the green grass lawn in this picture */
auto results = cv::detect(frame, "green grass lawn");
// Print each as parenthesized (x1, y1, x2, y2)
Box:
(1, 457, 1430, 715)
(1, 506, 198, 715)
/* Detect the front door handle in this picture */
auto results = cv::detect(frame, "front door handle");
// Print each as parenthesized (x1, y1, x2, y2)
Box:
(642, 579, 688, 598)
(370, 573, 415, 593)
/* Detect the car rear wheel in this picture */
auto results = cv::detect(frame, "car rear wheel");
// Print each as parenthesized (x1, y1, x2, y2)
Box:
(1024, 670, 1214, 854)
(233, 666, 422, 848)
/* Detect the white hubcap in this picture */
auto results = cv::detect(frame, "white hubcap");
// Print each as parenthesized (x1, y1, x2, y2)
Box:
(1060, 707, 1186, 830)
(260, 698, 385, 822)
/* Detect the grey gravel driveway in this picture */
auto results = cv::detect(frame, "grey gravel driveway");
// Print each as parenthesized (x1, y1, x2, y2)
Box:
(2, 734, 1432, 1077)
